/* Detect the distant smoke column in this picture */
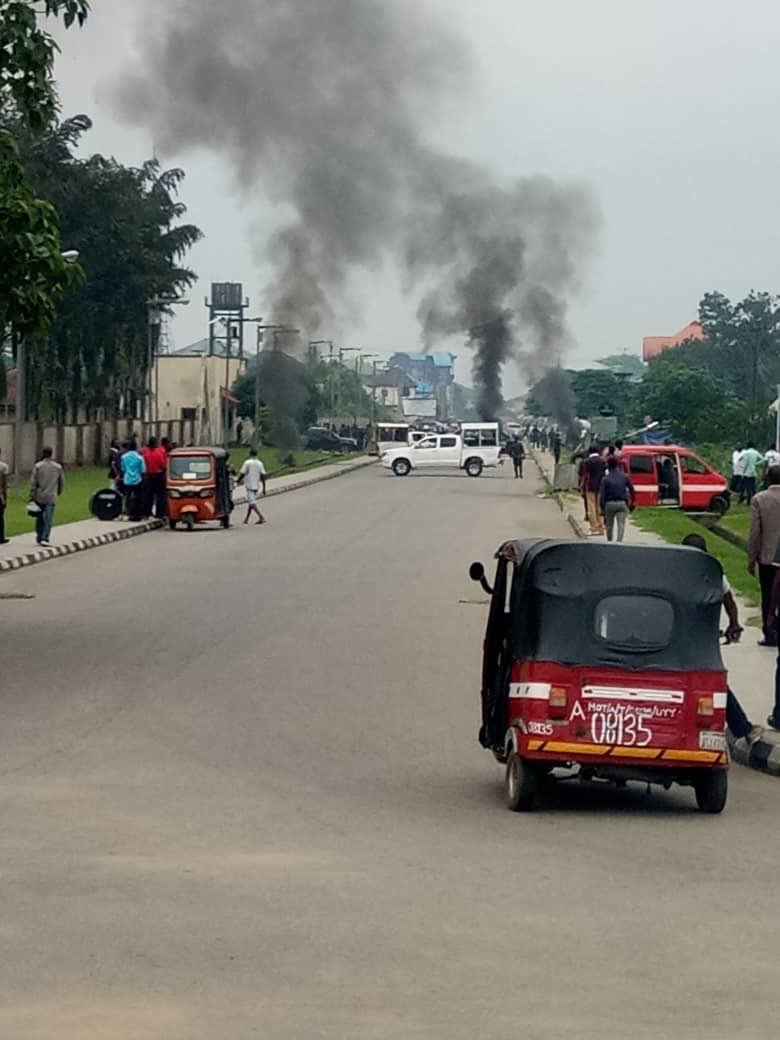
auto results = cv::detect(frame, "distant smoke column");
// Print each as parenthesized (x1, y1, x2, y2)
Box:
(408, 173, 598, 416)
(469, 314, 513, 420)
(112, 1, 600, 392)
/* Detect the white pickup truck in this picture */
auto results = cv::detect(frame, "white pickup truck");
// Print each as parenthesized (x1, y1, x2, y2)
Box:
(382, 423, 501, 478)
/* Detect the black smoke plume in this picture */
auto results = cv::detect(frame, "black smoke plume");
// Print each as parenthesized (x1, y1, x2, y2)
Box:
(112, 0, 598, 406)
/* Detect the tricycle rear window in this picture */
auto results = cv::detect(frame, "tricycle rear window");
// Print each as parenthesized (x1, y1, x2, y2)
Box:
(594, 595, 674, 650)
(170, 456, 212, 478)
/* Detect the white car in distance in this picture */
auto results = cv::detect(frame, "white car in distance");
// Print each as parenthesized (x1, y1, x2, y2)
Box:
(382, 423, 501, 478)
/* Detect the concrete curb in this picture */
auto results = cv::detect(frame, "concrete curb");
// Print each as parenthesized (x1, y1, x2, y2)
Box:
(0, 519, 163, 574)
(529, 449, 587, 540)
(728, 732, 780, 776)
(0, 456, 377, 576)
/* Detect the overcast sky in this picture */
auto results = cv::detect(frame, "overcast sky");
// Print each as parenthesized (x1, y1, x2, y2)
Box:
(53, 0, 780, 393)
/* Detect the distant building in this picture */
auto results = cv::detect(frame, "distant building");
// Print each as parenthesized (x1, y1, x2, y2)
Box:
(361, 366, 416, 419)
(389, 351, 455, 419)
(156, 350, 244, 445)
(642, 321, 706, 362)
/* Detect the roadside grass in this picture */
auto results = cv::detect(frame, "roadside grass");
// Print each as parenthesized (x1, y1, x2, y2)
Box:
(3, 448, 354, 539)
(717, 503, 750, 541)
(631, 507, 760, 606)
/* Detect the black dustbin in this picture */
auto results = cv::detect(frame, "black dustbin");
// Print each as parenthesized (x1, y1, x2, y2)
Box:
(90, 488, 123, 521)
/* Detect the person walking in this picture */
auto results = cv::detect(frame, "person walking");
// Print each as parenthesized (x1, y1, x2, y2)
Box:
(236, 448, 267, 525)
(583, 449, 606, 536)
(0, 446, 9, 545)
(599, 455, 635, 542)
(740, 442, 762, 504)
(747, 465, 780, 646)
(120, 441, 146, 522)
(29, 447, 64, 546)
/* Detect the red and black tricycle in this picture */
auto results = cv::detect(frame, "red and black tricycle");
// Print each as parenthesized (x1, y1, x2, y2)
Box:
(470, 539, 729, 813)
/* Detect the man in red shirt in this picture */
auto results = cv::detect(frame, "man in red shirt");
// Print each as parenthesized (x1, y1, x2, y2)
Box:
(141, 436, 168, 518)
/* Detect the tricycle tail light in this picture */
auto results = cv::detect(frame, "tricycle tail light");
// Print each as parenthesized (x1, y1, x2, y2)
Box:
(549, 686, 568, 719)
(697, 695, 715, 725)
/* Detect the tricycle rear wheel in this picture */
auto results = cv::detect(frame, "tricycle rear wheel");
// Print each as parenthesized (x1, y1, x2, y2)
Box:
(694, 769, 728, 813)
(505, 751, 538, 812)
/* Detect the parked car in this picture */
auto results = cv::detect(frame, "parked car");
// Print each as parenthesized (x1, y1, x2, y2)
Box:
(305, 427, 358, 453)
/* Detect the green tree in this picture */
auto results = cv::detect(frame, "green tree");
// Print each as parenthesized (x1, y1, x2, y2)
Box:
(639, 363, 746, 443)
(1, 0, 90, 376)
(568, 368, 634, 422)
(1, 1, 90, 131)
(233, 351, 321, 448)
(5, 114, 202, 420)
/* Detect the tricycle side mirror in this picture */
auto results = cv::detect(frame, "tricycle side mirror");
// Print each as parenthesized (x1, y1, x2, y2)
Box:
(469, 561, 494, 595)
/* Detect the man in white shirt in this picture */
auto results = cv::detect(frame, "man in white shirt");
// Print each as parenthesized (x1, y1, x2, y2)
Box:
(765, 445, 780, 472)
(731, 444, 744, 497)
(236, 448, 267, 525)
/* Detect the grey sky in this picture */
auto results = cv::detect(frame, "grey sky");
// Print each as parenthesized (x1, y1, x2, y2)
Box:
(53, 0, 780, 394)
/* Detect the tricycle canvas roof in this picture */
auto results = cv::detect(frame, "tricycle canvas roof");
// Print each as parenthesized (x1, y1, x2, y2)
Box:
(470, 539, 729, 813)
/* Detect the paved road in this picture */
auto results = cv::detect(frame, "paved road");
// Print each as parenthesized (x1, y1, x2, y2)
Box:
(0, 465, 776, 1039)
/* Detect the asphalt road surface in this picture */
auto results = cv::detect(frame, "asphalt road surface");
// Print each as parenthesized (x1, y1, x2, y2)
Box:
(0, 464, 776, 1039)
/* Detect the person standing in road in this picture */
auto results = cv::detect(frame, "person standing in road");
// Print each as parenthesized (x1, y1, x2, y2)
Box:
(740, 442, 762, 504)
(583, 449, 606, 536)
(120, 441, 146, 522)
(599, 455, 635, 543)
(509, 437, 525, 478)
(141, 436, 168, 518)
(236, 448, 267, 525)
(0, 446, 9, 545)
(748, 465, 780, 646)
(29, 447, 64, 547)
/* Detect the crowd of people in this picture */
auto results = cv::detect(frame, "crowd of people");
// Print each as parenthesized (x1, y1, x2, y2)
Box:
(577, 441, 634, 542)
(109, 436, 173, 522)
(730, 442, 780, 504)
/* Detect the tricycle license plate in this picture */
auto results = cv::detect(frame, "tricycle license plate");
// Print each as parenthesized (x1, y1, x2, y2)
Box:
(699, 731, 727, 751)
(588, 707, 654, 747)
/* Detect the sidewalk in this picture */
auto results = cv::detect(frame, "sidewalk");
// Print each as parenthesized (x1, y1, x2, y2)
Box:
(0, 455, 376, 576)
(531, 448, 780, 775)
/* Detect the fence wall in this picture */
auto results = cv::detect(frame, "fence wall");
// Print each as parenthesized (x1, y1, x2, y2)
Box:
(0, 418, 201, 473)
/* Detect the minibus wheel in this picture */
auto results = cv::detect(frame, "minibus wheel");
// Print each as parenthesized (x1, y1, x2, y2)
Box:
(505, 751, 538, 812)
(710, 495, 728, 517)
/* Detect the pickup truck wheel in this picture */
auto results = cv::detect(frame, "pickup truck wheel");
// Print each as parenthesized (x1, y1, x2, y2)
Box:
(694, 769, 728, 813)
(505, 751, 538, 812)
(392, 458, 411, 477)
(464, 457, 483, 477)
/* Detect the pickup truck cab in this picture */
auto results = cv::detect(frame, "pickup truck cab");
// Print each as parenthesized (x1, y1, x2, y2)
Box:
(382, 423, 501, 477)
